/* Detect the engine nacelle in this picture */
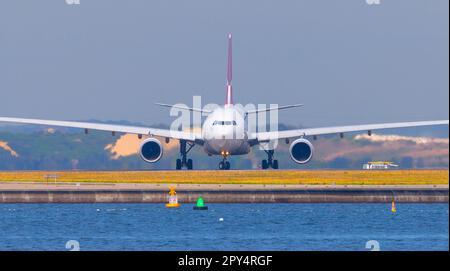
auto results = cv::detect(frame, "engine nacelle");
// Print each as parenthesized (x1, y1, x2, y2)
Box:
(139, 138, 163, 163)
(289, 138, 314, 164)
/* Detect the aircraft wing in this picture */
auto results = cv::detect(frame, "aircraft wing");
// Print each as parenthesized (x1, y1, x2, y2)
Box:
(0, 117, 201, 142)
(252, 120, 449, 142)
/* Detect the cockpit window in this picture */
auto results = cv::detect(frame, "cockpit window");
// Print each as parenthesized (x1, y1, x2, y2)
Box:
(213, 120, 237, 126)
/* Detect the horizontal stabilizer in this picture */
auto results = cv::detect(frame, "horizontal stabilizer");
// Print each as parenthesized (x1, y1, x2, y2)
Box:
(246, 104, 304, 115)
(155, 103, 212, 114)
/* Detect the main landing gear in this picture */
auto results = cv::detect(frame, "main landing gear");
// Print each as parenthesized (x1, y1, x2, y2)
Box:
(176, 140, 194, 170)
(262, 149, 279, 169)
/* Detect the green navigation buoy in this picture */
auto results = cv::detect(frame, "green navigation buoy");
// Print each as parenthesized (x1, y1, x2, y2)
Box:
(193, 196, 208, 210)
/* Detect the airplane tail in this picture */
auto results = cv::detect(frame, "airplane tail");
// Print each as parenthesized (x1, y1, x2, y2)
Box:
(225, 33, 233, 106)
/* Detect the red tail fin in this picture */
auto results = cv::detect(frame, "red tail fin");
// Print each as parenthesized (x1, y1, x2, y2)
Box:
(225, 33, 233, 106)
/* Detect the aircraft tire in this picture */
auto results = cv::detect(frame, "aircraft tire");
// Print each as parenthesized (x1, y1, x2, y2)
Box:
(272, 160, 279, 169)
(262, 160, 268, 169)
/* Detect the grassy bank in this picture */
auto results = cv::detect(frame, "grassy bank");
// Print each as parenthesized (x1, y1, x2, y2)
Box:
(0, 170, 448, 185)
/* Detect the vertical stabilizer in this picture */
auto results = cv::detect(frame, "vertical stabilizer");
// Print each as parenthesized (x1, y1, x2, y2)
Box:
(225, 33, 233, 106)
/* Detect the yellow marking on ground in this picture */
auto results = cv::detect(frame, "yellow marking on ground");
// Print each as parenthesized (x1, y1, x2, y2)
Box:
(0, 170, 447, 185)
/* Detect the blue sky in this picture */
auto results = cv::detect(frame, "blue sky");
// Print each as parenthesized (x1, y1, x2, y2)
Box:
(0, 0, 448, 127)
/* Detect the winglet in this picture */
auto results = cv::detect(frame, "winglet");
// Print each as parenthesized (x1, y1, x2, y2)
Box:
(225, 33, 233, 106)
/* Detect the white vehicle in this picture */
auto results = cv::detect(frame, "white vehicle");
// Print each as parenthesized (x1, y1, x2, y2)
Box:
(1, 34, 448, 170)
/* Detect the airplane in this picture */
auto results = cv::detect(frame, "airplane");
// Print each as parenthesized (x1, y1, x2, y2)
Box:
(0, 34, 448, 170)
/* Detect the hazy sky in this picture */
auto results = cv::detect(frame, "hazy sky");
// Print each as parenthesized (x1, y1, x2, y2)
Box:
(0, 0, 448, 127)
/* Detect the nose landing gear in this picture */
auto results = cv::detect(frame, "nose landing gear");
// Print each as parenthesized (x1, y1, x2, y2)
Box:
(219, 160, 230, 170)
(176, 140, 195, 170)
(261, 149, 279, 169)
(219, 151, 231, 170)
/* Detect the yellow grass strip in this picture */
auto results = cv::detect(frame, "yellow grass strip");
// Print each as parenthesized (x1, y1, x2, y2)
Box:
(0, 170, 448, 185)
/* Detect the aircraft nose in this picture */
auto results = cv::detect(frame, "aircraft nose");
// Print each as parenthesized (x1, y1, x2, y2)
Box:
(220, 126, 235, 139)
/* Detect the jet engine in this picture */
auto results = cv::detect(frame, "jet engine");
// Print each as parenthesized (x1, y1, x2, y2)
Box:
(139, 138, 163, 163)
(289, 138, 314, 164)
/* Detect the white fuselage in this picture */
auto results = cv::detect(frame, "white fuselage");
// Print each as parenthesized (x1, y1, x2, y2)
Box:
(202, 106, 251, 156)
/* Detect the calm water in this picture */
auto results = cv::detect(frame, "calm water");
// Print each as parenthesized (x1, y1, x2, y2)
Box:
(0, 203, 448, 251)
